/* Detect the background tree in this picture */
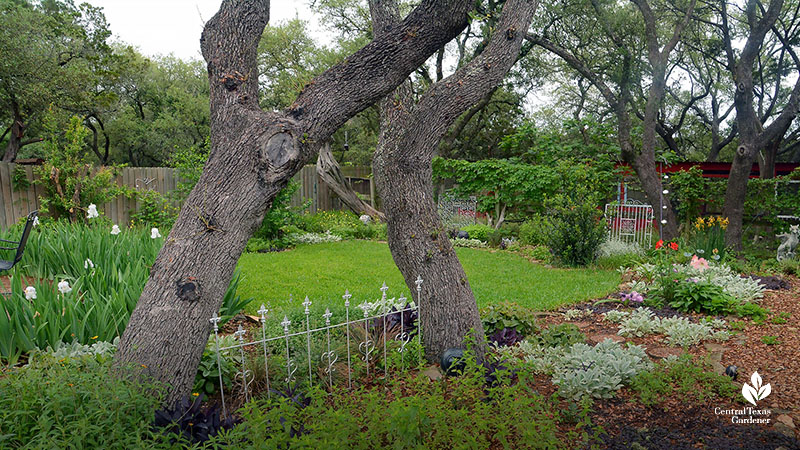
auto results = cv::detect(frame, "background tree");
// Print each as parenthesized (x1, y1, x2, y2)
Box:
(0, 0, 113, 162)
(715, 0, 800, 249)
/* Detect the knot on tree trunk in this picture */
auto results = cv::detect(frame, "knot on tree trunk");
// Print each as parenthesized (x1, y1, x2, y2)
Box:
(506, 26, 517, 40)
(176, 277, 202, 302)
(220, 71, 247, 91)
(737, 145, 747, 156)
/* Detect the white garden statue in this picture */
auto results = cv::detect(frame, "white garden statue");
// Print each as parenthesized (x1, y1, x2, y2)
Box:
(776, 224, 799, 261)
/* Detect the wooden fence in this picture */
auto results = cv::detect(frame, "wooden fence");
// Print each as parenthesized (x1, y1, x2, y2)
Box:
(0, 162, 376, 229)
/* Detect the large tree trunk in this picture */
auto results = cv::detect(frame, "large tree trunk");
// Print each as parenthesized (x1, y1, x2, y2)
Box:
(2, 99, 23, 162)
(372, 0, 538, 362)
(758, 138, 779, 179)
(316, 142, 385, 221)
(113, 0, 474, 405)
(721, 0, 800, 250)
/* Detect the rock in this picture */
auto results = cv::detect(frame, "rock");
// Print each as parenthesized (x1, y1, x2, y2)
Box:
(456, 230, 469, 239)
(572, 321, 593, 329)
(711, 361, 725, 376)
(359, 214, 372, 225)
(776, 414, 795, 429)
(587, 334, 625, 344)
(422, 365, 442, 381)
(646, 347, 684, 359)
(773, 422, 795, 438)
(703, 343, 728, 353)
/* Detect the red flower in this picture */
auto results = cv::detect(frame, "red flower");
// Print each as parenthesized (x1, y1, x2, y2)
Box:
(655, 240, 664, 249)
(669, 242, 679, 251)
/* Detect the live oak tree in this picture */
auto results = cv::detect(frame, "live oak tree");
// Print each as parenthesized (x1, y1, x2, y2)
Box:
(716, 0, 800, 249)
(113, 0, 476, 404)
(526, 0, 696, 240)
(0, 0, 112, 162)
(370, 0, 539, 360)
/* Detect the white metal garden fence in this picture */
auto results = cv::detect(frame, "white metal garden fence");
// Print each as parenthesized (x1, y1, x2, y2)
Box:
(209, 277, 423, 417)
(604, 201, 654, 248)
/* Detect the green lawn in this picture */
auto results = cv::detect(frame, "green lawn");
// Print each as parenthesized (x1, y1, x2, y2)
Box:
(237, 240, 619, 316)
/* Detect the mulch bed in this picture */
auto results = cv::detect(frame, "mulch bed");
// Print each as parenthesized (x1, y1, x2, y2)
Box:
(541, 275, 800, 449)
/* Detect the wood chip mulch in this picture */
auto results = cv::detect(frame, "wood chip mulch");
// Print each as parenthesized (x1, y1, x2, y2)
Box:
(540, 275, 800, 450)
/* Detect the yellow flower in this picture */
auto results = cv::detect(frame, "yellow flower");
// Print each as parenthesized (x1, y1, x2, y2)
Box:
(91, 335, 98, 340)
(192, 393, 199, 397)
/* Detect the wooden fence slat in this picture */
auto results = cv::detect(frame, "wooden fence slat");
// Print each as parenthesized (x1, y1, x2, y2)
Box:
(0, 163, 376, 229)
(0, 163, 15, 226)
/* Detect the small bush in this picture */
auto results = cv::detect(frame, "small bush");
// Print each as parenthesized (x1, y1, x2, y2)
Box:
(541, 192, 606, 267)
(631, 354, 737, 406)
(461, 224, 495, 241)
(518, 215, 548, 246)
(0, 358, 165, 448)
(778, 258, 800, 276)
(521, 245, 552, 262)
(480, 301, 539, 336)
(536, 323, 586, 347)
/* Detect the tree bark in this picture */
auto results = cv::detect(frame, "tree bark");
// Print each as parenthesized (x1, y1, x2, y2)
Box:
(720, 0, 800, 249)
(2, 99, 23, 162)
(316, 142, 385, 221)
(372, 0, 538, 362)
(113, 0, 475, 405)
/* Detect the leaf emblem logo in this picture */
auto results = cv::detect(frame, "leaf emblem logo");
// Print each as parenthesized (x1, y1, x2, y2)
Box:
(741, 371, 771, 406)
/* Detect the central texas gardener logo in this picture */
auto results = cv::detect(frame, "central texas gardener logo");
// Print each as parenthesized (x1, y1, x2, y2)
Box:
(741, 371, 771, 406)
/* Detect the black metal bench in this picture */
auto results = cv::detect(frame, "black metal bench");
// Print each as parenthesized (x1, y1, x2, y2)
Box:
(0, 211, 37, 274)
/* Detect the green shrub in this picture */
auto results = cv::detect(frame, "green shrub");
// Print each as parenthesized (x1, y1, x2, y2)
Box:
(669, 280, 737, 315)
(778, 258, 800, 276)
(34, 114, 132, 222)
(300, 210, 361, 233)
(214, 365, 589, 449)
(536, 323, 585, 347)
(461, 224, 495, 241)
(521, 245, 552, 263)
(480, 301, 539, 336)
(252, 180, 304, 241)
(541, 192, 606, 267)
(194, 335, 241, 395)
(130, 190, 178, 229)
(0, 358, 166, 449)
(631, 354, 737, 406)
(519, 216, 548, 246)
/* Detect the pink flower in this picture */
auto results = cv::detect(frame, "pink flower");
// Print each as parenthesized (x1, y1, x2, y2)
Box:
(690, 255, 709, 271)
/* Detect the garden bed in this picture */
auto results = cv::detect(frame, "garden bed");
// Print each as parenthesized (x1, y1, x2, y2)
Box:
(538, 275, 800, 448)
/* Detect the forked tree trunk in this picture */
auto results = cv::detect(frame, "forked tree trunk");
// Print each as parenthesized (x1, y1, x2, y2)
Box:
(113, 0, 474, 405)
(371, 0, 538, 361)
(317, 142, 385, 221)
(720, 0, 800, 250)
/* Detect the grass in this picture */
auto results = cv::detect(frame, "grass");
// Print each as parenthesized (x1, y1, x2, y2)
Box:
(237, 240, 619, 315)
